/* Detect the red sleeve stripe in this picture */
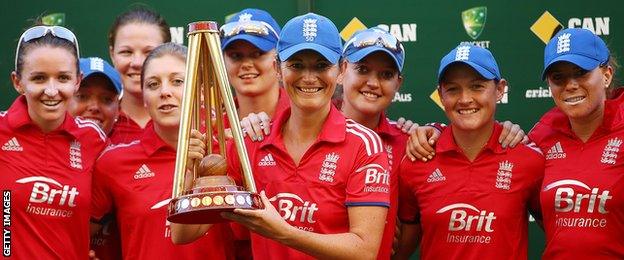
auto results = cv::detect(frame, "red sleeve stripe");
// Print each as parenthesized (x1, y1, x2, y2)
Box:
(346, 119, 383, 156)
(75, 117, 107, 141)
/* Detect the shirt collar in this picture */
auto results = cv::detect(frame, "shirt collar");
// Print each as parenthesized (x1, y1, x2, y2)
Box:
(7, 95, 81, 138)
(261, 104, 346, 149)
(374, 112, 404, 138)
(436, 123, 505, 155)
(141, 125, 175, 156)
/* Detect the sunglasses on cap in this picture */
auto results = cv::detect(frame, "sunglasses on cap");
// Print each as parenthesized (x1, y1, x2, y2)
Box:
(14, 25, 80, 70)
(343, 29, 403, 53)
(220, 20, 279, 39)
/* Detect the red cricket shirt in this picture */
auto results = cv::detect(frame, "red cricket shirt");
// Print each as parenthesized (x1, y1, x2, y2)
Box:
(399, 124, 544, 260)
(0, 96, 107, 259)
(227, 105, 390, 259)
(529, 93, 624, 260)
(91, 125, 233, 260)
(108, 111, 151, 144)
(373, 114, 409, 260)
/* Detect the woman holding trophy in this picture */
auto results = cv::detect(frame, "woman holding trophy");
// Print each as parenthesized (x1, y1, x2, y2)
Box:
(171, 13, 390, 259)
(90, 42, 234, 259)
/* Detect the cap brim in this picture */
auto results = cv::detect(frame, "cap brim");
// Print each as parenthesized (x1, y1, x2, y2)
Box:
(541, 54, 602, 80)
(82, 71, 122, 95)
(222, 34, 276, 52)
(346, 47, 402, 72)
(278, 43, 341, 64)
(438, 61, 497, 82)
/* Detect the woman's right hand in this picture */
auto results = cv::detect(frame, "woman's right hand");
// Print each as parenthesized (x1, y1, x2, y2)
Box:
(241, 112, 271, 142)
(406, 126, 440, 162)
(186, 129, 206, 170)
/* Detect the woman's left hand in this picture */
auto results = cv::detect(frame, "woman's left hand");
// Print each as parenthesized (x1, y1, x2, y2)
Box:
(221, 191, 293, 241)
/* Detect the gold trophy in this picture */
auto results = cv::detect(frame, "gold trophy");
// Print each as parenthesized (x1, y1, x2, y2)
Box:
(167, 21, 262, 224)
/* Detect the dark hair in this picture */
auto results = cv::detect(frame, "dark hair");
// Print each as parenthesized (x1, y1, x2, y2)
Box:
(108, 7, 171, 48)
(141, 42, 187, 87)
(15, 33, 79, 76)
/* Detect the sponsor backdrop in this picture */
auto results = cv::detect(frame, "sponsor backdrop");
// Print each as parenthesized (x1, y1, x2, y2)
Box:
(1, 0, 622, 259)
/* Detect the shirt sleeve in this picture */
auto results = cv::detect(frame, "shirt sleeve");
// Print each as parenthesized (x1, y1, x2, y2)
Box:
(397, 158, 421, 224)
(90, 159, 113, 223)
(345, 139, 391, 207)
(527, 154, 545, 221)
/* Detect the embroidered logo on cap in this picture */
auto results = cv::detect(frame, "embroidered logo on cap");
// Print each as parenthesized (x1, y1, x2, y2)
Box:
(556, 33, 571, 53)
(303, 18, 318, 42)
(239, 12, 252, 22)
(90, 57, 104, 72)
(455, 45, 471, 61)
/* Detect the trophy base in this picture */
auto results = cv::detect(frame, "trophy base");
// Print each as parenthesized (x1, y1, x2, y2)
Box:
(167, 184, 263, 224)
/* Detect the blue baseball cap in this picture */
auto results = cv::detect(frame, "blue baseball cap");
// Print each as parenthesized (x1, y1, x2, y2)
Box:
(438, 44, 501, 82)
(542, 28, 609, 80)
(221, 8, 281, 52)
(79, 57, 123, 95)
(277, 13, 342, 64)
(343, 27, 405, 72)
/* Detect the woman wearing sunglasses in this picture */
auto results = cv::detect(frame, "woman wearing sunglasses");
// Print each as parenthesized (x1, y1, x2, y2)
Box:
(335, 27, 407, 259)
(530, 28, 623, 259)
(172, 13, 390, 259)
(0, 25, 107, 259)
(395, 44, 544, 260)
(220, 8, 290, 140)
(108, 7, 171, 144)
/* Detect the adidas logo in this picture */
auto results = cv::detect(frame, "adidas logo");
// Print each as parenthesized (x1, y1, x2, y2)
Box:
(546, 142, 566, 160)
(134, 164, 155, 179)
(427, 168, 446, 183)
(258, 153, 276, 167)
(2, 137, 23, 152)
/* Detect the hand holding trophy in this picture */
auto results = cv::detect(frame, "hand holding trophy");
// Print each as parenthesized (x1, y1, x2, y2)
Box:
(167, 21, 263, 224)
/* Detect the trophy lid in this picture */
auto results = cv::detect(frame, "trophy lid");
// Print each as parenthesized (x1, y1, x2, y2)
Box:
(188, 21, 219, 33)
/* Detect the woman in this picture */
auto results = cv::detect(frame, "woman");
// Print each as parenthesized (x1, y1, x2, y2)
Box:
(69, 57, 122, 135)
(0, 25, 107, 259)
(69, 57, 122, 259)
(108, 7, 170, 144)
(172, 13, 390, 259)
(90, 43, 233, 259)
(395, 44, 544, 260)
(529, 28, 623, 259)
(338, 27, 407, 259)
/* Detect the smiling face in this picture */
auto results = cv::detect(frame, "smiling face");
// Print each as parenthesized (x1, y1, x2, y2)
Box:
(438, 63, 504, 133)
(11, 46, 80, 131)
(546, 61, 612, 122)
(278, 50, 340, 113)
(142, 54, 186, 129)
(340, 51, 402, 117)
(68, 75, 120, 134)
(110, 22, 164, 98)
(224, 40, 279, 97)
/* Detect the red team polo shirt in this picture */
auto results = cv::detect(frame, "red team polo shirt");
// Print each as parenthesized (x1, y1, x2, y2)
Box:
(529, 93, 624, 259)
(399, 124, 544, 260)
(373, 114, 409, 260)
(91, 125, 233, 260)
(109, 111, 151, 144)
(227, 105, 391, 259)
(0, 96, 107, 259)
